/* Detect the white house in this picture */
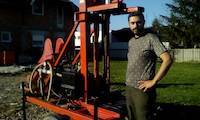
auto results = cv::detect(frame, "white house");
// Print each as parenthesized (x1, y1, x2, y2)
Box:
(74, 28, 169, 60)
(74, 30, 128, 59)
(74, 31, 103, 48)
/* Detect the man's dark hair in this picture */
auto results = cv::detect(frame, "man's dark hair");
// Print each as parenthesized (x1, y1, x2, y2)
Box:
(128, 12, 145, 21)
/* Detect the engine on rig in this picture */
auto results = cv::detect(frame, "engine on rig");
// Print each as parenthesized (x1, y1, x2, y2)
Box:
(51, 66, 84, 100)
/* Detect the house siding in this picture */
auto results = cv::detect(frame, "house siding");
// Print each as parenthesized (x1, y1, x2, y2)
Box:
(0, 0, 78, 65)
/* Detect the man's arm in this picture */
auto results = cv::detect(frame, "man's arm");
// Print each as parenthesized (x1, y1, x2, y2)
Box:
(152, 52, 172, 84)
(138, 51, 173, 92)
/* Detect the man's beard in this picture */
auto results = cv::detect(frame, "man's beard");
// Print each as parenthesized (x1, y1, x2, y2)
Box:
(132, 28, 144, 36)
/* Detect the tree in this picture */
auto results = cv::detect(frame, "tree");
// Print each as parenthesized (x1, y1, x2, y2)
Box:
(152, 18, 161, 33)
(156, 0, 200, 48)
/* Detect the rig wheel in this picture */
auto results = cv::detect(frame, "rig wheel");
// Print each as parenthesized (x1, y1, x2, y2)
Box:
(29, 61, 53, 101)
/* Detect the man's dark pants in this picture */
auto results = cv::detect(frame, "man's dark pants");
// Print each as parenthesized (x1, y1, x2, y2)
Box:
(125, 86, 156, 120)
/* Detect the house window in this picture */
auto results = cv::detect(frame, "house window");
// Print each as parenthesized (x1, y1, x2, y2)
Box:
(32, 0, 44, 16)
(0, 32, 12, 43)
(57, 6, 64, 28)
(32, 31, 46, 47)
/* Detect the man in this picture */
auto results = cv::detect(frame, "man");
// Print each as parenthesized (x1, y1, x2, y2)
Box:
(125, 12, 172, 120)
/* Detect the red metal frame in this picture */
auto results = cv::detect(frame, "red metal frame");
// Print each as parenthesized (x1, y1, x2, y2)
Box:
(26, 96, 94, 120)
(54, 21, 79, 67)
(26, 0, 144, 119)
(87, 1, 121, 12)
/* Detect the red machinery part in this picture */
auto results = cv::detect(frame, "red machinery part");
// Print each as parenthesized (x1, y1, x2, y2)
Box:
(26, 96, 121, 120)
(25, 0, 144, 120)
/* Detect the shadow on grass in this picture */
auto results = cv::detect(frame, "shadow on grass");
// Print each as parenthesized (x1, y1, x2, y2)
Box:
(155, 103, 200, 120)
(110, 82, 200, 120)
(110, 82, 126, 86)
(111, 83, 195, 88)
(157, 83, 194, 88)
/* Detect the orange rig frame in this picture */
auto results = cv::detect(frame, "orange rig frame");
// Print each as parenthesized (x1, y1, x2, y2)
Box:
(22, 0, 144, 120)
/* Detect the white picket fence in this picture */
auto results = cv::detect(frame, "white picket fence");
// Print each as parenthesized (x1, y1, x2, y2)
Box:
(173, 49, 200, 62)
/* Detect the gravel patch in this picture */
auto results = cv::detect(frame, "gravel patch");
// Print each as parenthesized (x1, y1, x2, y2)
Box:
(0, 71, 51, 120)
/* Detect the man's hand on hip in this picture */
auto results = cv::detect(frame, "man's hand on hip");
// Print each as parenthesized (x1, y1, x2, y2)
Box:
(138, 80, 156, 92)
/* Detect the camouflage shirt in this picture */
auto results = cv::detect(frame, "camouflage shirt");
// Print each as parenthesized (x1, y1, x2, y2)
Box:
(126, 33, 167, 88)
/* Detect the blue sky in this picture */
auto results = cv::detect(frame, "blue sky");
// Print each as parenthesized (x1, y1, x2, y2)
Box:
(72, 0, 172, 30)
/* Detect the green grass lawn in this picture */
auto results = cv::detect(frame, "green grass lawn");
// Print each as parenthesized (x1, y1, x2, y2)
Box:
(156, 62, 200, 106)
(108, 61, 200, 120)
(109, 61, 200, 106)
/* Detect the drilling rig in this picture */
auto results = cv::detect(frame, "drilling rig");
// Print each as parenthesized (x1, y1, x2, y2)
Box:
(23, 0, 144, 119)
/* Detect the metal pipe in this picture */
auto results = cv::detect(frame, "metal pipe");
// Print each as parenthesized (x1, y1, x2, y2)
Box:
(94, 97, 98, 120)
(21, 82, 26, 120)
(54, 21, 79, 67)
